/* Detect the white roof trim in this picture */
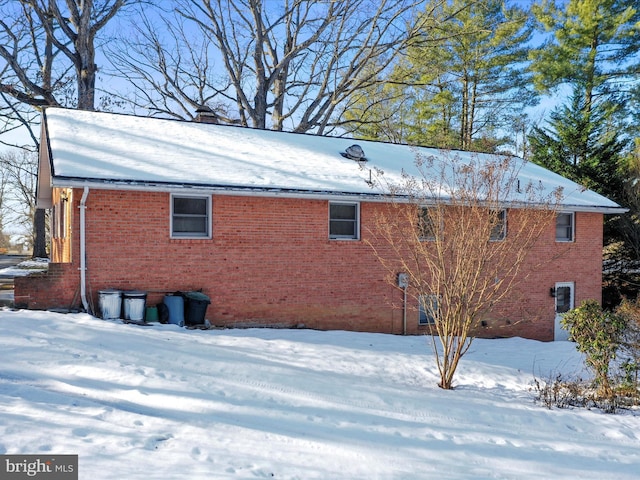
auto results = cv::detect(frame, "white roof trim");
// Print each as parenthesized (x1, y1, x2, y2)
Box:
(50, 178, 627, 213)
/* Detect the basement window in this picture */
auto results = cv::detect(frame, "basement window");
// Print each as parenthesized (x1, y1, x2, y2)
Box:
(329, 202, 359, 240)
(171, 194, 211, 238)
(419, 295, 439, 325)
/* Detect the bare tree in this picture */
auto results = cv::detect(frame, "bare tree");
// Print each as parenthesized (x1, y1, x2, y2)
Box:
(369, 153, 563, 389)
(0, 0, 131, 257)
(0, 0, 62, 149)
(15, 0, 128, 111)
(0, 161, 9, 251)
(0, 0, 132, 141)
(112, 0, 433, 132)
(107, 9, 233, 121)
(0, 151, 44, 257)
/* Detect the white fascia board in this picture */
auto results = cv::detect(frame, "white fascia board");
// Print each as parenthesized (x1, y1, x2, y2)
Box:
(51, 178, 629, 213)
(50, 177, 384, 203)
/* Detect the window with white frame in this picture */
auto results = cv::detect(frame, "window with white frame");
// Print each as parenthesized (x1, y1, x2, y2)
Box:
(418, 294, 439, 325)
(171, 194, 211, 238)
(418, 207, 437, 241)
(490, 209, 506, 241)
(556, 212, 574, 242)
(555, 283, 574, 314)
(329, 202, 359, 239)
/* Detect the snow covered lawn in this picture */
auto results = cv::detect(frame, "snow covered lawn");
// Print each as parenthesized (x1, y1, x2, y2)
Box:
(1, 309, 639, 479)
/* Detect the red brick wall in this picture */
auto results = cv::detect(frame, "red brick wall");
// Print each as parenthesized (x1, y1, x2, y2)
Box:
(16, 188, 604, 341)
(78, 191, 402, 332)
(464, 209, 604, 341)
(14, 262, 79, 310)
(14, 187, 78, 310)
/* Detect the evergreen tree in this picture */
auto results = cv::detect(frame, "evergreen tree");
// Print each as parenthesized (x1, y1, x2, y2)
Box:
(346, 0, 537, 151)
(530, 0, 640, 115)
(529, 0, 640, 305)
(529, 88, 626, 202)
(605, 142, 640, 306)
(340, 66, 411, 144)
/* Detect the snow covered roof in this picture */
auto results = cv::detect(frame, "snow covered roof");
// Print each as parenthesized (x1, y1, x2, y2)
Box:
(37, 107, 625, 213)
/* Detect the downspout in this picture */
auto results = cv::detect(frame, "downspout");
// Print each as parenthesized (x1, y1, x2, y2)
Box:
(80, 187, 90, 312)
(397, 273, 408, 335)
(402, 283, 407, 336)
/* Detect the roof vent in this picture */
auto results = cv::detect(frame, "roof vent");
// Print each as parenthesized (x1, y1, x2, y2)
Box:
(341, 144, 367, 163)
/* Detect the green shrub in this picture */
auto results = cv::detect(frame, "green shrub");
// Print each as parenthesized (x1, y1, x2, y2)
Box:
(614, 298, 640, 397)
(561, 300, 627, 397)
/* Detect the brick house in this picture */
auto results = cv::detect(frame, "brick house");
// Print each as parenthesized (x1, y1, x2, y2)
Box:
(17, 107, 625, 340)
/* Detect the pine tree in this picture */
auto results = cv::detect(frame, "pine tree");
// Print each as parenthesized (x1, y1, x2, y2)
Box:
(529, 0, 640, 305)
(530, 0, 640, 115)
(529, 88, 625, 202)
(347, 0, 536, 151)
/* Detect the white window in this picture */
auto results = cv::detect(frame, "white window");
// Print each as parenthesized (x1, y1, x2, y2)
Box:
(556, 212, 574, 242)
(171, 194, 211, 238)
(418, 207, 437, 241)
(329, 202, 359, 240)
(419, 294, 439, 325)
(554, 281, 574, 341)
(555, 282, 574, 314)
(490, 209, 506, 241)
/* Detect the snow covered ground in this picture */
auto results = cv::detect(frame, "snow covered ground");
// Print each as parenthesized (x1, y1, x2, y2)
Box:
(0, 257, 48, 277)
(1, 309, 639, 479)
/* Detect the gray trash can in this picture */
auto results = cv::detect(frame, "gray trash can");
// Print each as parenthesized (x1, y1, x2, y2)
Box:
(99, 289, 122, 320)
(123, 291, 147, 322)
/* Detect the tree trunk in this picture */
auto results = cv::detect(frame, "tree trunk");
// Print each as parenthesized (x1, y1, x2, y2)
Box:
(32, 208, 47, 258)
(75, 0, 97, 110)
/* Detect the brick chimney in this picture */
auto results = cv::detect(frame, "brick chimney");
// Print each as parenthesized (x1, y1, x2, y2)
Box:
(195, 105, 219, 124)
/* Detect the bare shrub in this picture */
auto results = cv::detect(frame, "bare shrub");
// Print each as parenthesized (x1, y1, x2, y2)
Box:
(370, 152, 562, 389)
(531, 372, 587, 409)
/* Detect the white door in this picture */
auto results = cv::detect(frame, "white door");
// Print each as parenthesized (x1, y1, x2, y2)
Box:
(554, 282, 574, 341)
